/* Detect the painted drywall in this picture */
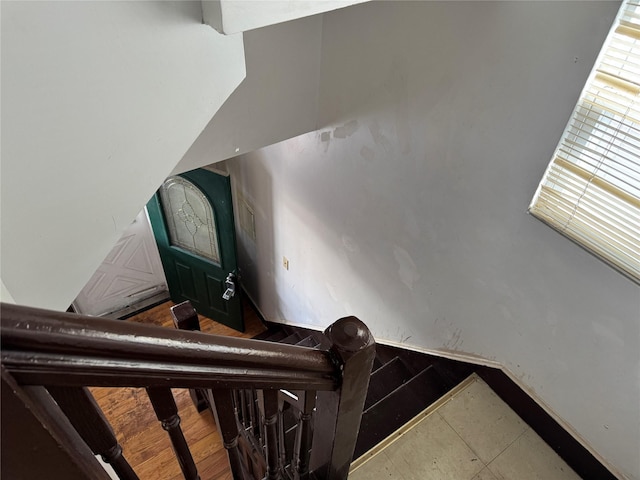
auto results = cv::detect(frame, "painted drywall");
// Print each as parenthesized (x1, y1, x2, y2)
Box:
(202, 0, 368, 34)
(1, 279, 15, 304)
(173, 14, 322, 174)
(227, 2, 640, 479)
(1, 1, 245, 311)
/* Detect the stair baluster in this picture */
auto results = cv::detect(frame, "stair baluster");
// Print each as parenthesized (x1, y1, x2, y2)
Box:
(46, 386, 139, 480)
(210, 388, 248, 480)
(262, 389, 281, 480)
(295, 391, 316, 480)
(145, 387, 200, 480)
(248, 389, 259, 436)
(232, 389, 240, 417)
(277, 394, 287, 472)
(239, 389, 249, 429)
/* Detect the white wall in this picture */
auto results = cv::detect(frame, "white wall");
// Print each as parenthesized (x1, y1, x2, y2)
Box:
(202, 0, 368, 34)
(173, 14, 322, 174)
(1, 1, 245, 311)
(228, 2, 640, 479)
(1, 280, 16, 304)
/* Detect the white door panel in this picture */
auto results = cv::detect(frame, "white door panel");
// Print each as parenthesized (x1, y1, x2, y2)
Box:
(73, 209, 168, 316)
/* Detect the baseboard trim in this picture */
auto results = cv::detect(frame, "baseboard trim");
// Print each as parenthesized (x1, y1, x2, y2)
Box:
(374, 338, 504, 370)
(251, 316, 502, 369)
(372, 342, 621, 478)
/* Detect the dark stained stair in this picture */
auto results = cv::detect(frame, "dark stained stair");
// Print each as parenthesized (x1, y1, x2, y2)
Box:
(211, 307, 620, 480)
(253, 324, 475, 461)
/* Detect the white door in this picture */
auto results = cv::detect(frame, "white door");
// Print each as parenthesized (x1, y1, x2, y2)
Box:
(73, 209, 168, 316)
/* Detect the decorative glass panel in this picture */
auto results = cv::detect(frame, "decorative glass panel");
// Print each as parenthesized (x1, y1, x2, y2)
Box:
(159, 176, 221, 264)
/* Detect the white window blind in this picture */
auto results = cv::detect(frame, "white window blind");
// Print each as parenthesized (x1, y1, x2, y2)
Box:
(529, 0, 640, 284)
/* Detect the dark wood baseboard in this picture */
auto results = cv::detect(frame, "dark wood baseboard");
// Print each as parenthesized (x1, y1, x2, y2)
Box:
(476, 367, 618, 480)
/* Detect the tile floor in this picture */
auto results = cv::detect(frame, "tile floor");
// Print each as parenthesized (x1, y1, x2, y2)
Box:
(349, 374, 581, 480)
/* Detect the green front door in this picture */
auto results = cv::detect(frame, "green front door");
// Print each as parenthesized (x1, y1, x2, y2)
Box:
(146, 168, 243, 332)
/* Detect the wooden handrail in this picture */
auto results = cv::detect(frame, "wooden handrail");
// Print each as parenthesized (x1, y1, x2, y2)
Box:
(0, 303, 337, 391)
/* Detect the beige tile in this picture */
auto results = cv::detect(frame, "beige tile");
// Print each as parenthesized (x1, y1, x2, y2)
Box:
(349, 451, 399, 480)
(438, 377, 527, 463)
(383, 413, 484, 480)
(473, 467, 499, 480)
(488, 428, 581, 480)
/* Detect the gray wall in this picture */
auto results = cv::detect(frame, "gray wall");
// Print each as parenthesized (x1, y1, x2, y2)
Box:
(228, 2, 640, 479)
(174, 14, 323, 174)
(1, 1, 245, 309)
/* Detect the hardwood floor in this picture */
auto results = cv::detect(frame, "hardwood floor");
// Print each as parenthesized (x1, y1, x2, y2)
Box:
(91, 299, 267, 480)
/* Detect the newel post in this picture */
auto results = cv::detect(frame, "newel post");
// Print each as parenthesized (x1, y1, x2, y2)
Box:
(170, 301, 209, 413)
(309, 316, 376, 480)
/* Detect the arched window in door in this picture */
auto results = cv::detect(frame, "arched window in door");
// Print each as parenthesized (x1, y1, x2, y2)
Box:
(159, 176, 221, 265)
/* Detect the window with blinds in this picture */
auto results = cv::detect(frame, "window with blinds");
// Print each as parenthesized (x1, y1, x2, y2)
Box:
(529, 0, 640, 284)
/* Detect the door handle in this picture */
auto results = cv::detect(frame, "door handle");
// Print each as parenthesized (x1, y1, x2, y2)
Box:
(222, 273, 236, 301)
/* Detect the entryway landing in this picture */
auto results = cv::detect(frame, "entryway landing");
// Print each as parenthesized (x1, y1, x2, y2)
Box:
(349, 374, 581, 480)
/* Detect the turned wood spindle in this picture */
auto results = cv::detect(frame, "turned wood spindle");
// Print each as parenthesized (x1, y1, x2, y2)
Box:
(47, 386, 139, 480)
(295, 391, 316, 480)
(262, 389, 281, 480)
(146, 387, 200, 480)
(210, 388, 247, 480)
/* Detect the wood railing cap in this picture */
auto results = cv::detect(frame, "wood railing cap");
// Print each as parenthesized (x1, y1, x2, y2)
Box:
(0, 303, 339, 390)
(324, 316, 374, 353)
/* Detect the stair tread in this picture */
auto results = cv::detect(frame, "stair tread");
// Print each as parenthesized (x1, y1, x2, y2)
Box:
(252, 324, 329, 348)
(247, 323, 482, 477)
(296, 335, 320, 348)
(280, 332, 305, 345)
(374, 344, 433, 376)
(252, 329, 288, 343)
(364, 357, 412, 410)
(355, 365, 449, 458)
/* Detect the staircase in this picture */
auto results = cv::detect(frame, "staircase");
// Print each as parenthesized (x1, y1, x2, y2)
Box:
(2, 300, 478, 479)
(252, 323, 475, 462)
(5, 298, 615, 480)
